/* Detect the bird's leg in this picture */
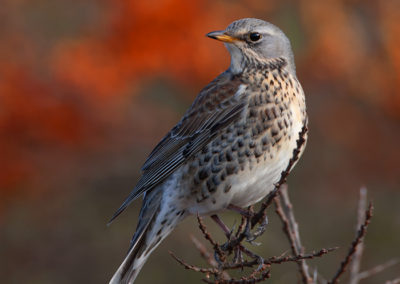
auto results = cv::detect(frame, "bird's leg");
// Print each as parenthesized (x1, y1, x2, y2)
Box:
(210, 214, 233, 239)
(233, 245, 244, 264)
(210, 210, 267, 267)
(211, 214, 248, 266)
(214, 215, 264, 268)
(227, 204, 269, 243)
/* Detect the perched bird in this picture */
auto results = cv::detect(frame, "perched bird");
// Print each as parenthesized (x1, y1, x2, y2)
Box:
(109, 18, 307, 283)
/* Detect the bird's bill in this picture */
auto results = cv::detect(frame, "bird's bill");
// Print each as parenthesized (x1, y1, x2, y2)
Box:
(206, 31, 238, 43)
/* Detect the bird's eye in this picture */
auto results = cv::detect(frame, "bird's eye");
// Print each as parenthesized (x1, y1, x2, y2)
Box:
(249, 32, 262, 42)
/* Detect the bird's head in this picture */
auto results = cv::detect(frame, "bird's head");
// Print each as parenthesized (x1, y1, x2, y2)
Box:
(207, 18, 295, 75)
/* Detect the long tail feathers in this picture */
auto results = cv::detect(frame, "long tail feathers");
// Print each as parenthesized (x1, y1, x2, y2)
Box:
(109, 224, 151, 284)
(110, 189, 186, 283)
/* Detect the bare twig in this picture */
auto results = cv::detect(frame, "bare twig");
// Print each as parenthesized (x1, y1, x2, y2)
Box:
(221, 248, 337, 270)
(386, 277, 400, 284)
(357, 258, 399, 281)
(329, 202, 374, 284)
(170, 246, 272, 284)
(169, 250, 220, 276)
(190, 235, 231, 280)
(274, 185, 313, 283)
(197, 215, 225, 261)
(171, 231, 336, 284)
(346, 188, 400, 283)
(171, 246, 336, 272)
(171, 247, 334, 283)
(349, 187, 368, 284)
(202, 270, 271, 284)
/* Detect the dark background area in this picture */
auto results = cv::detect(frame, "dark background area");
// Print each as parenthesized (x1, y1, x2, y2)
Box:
(1, 0, 399, 283)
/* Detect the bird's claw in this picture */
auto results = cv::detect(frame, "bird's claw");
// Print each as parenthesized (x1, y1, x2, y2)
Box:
(214, 250, 224, 267)
(255, 255, 265, 271)
(233, 246, 244, 264)
(245, 215, 269, 244)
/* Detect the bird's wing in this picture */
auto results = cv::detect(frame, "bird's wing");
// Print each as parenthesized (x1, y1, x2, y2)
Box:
(109, 73, 247, 223)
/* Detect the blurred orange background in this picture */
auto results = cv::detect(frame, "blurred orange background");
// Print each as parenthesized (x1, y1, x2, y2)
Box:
(1, 0, 399, 283)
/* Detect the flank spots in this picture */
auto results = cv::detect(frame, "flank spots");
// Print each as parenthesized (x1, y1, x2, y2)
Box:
(254, 147, 263, 158)
(220, 172, 226, 181)
(237, 138, 244, 147)
(249, 140, 256, 148)
(218, 152, 226, 163)
(198, 168, 209, 180)
(212, 175, 221, 187)
(265, 108, 273, 120)
(211, 163, 222, 174)
(206, 179, 216, 192)
(271, 127, 279, 137)
(226, 163, 238, 175)
(226, 150, 233, 161)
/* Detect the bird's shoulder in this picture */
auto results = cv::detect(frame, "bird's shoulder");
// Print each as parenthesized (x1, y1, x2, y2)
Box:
(142, 71, 246, 171)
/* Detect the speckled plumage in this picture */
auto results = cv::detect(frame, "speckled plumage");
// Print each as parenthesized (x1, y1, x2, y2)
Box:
(110, 18, 307, 284)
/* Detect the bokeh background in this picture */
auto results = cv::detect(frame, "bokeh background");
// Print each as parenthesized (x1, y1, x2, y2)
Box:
(1, 0, 399, 283)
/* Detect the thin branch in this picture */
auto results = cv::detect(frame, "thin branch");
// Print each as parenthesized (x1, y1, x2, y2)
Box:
(386, 277, 400, 284)
(197, 215, 225, 261)
(329, 202, 374, 284)
(221, 248, 337, 270)
(357, 258, 399, 281)
(349, 187, 368, 284)
(202, 270, 271, 284)
(170, 246, 272, 284)
(171, 246, 336, 273)
(169, 250, 220, 276)
(274, 185, 313, 283)
(190, 235, 231, 280)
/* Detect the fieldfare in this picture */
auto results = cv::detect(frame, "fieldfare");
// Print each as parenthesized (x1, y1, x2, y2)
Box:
(109, 18, 308, 283)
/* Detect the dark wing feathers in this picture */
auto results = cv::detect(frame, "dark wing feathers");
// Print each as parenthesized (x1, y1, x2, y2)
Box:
(109, 73, 247, 223)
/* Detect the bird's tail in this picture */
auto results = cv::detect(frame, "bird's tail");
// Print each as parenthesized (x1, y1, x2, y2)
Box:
(110, 189, 186, 284)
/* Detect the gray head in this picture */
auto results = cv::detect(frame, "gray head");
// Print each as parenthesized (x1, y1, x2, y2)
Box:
(207, 18, 295, 75)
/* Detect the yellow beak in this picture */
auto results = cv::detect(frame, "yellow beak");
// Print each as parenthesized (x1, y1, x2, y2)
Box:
(206, 31, 238, 43)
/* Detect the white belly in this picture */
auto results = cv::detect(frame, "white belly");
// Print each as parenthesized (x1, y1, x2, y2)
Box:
(229, 144, 292, 207)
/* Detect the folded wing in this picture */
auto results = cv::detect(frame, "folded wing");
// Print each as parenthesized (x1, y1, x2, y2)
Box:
(109, 73, 248, 223)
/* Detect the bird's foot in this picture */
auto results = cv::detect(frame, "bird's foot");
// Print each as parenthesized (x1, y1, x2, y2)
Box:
(233, 246, 244, 264)
(240, 246, 265, 271)
(209, 209, 268, 268)
(245, 214, 269, 244)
